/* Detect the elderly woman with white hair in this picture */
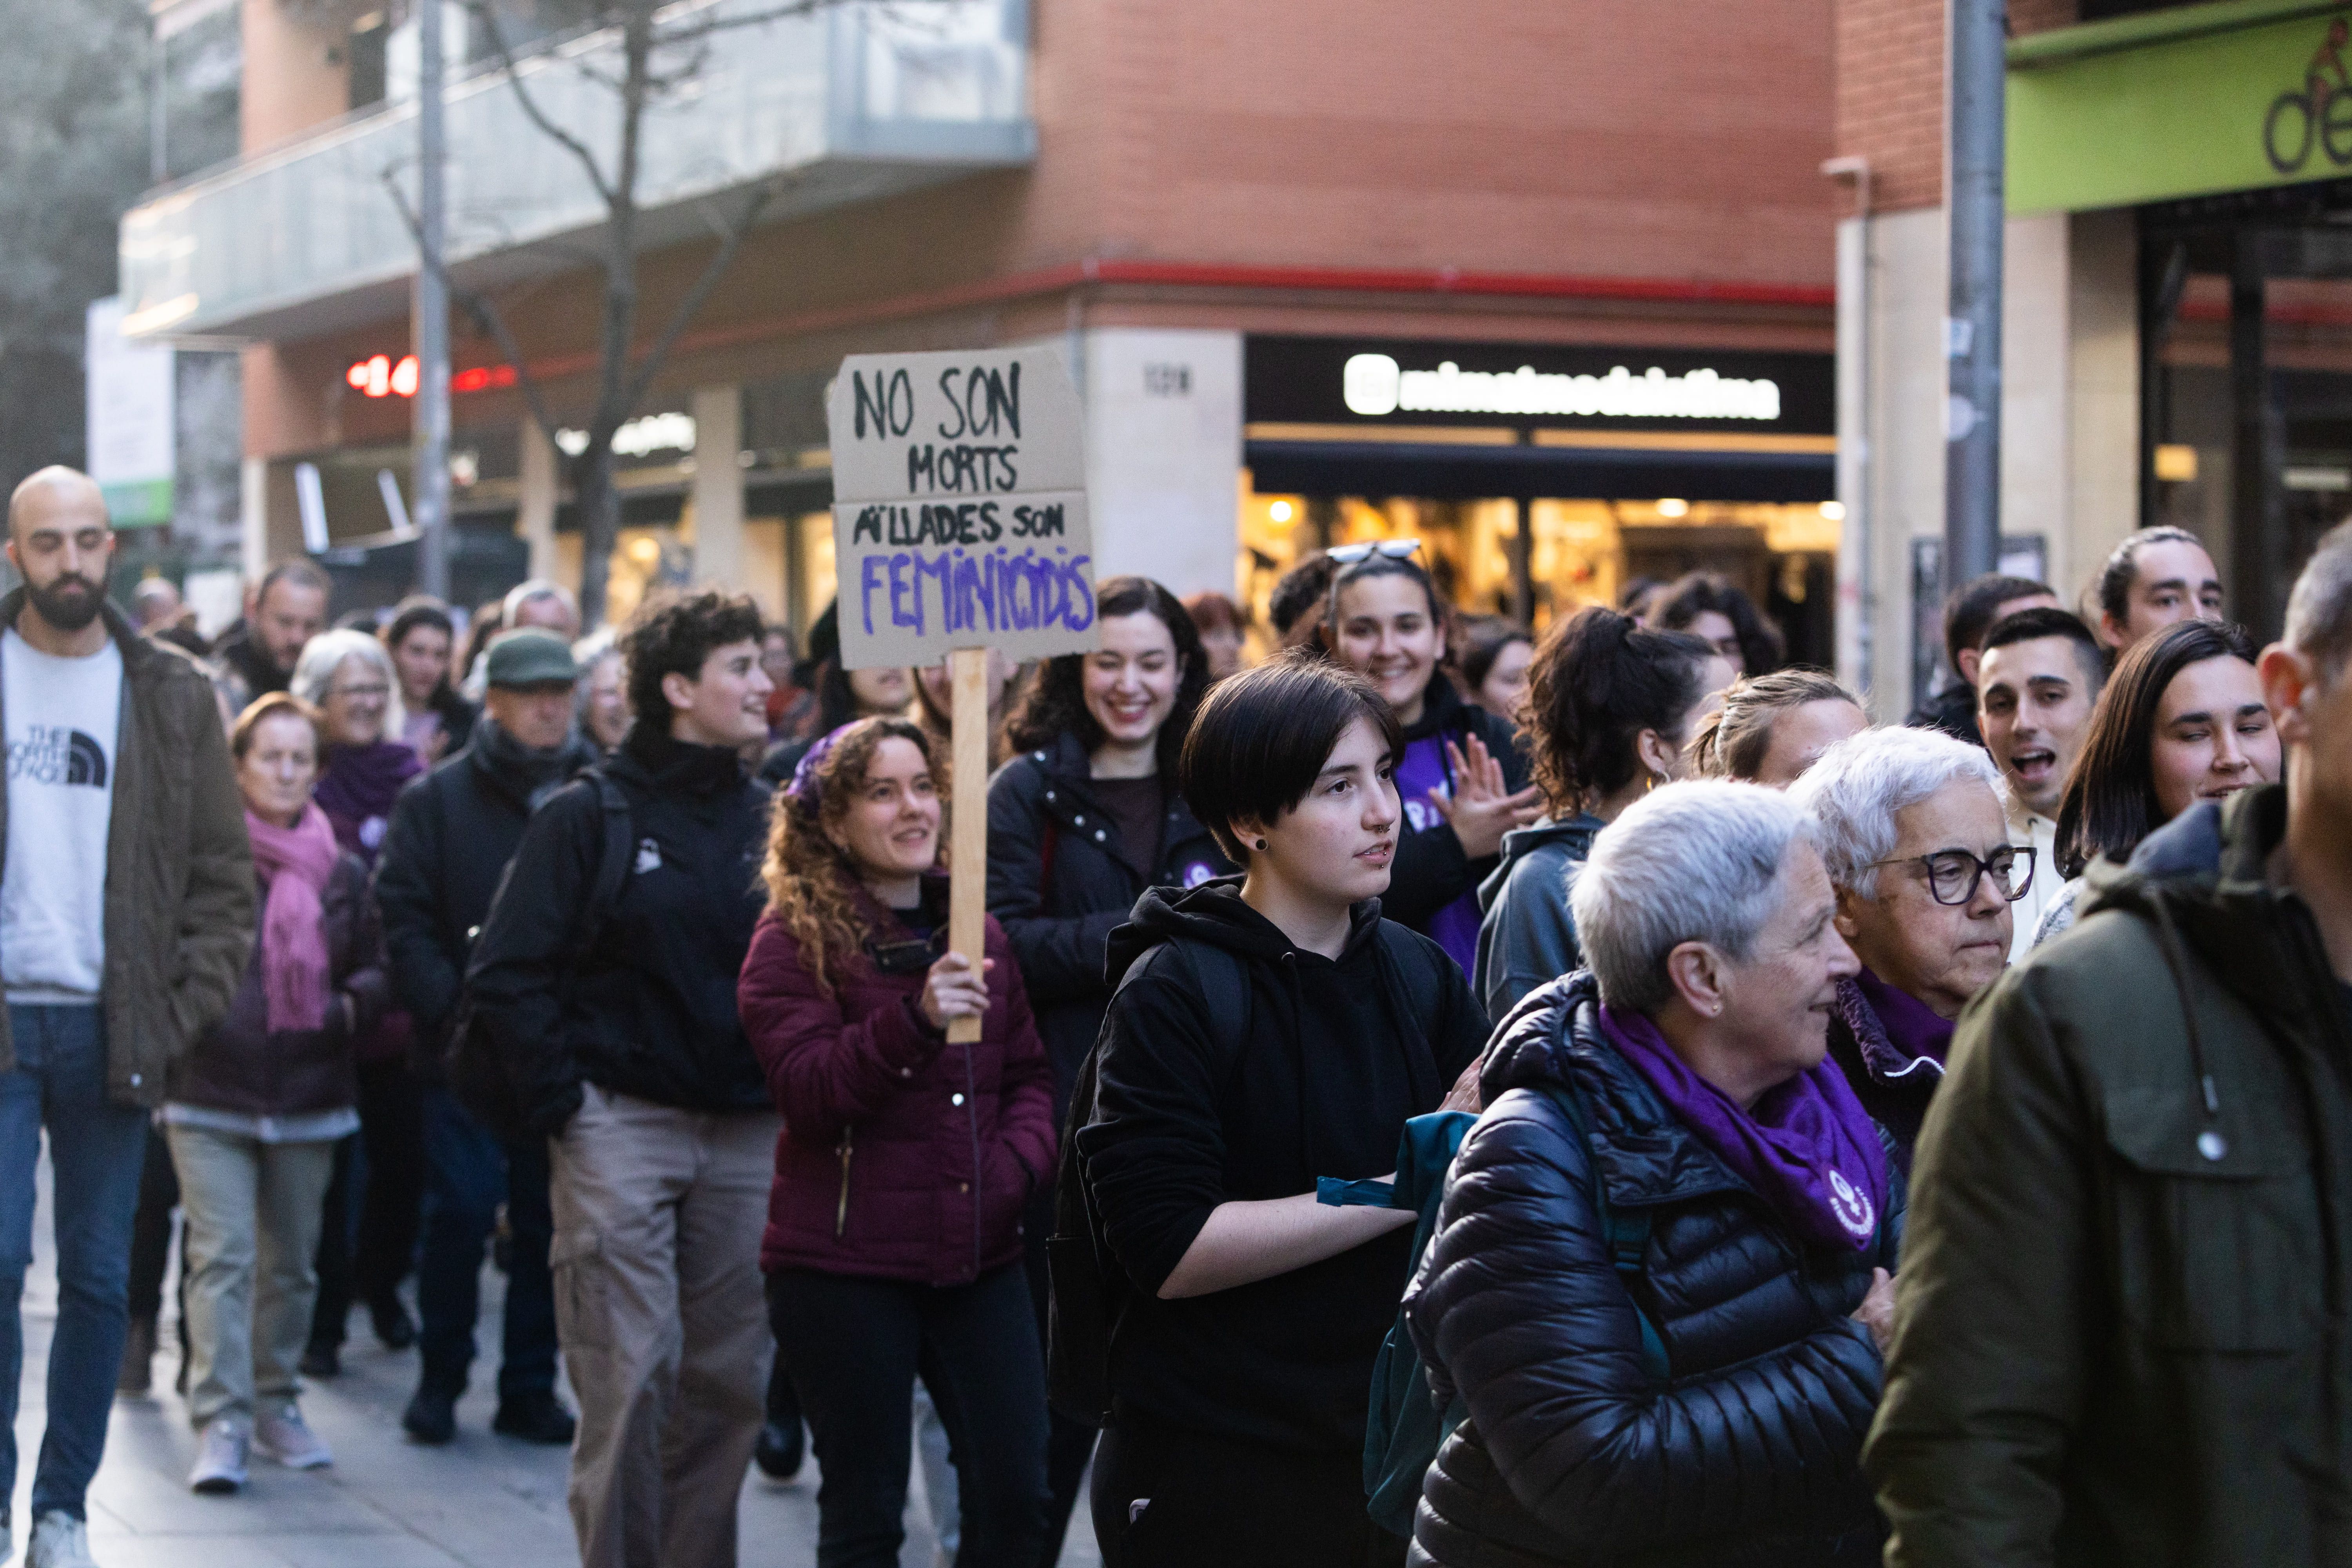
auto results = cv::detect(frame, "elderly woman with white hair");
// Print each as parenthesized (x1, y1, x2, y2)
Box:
(1789, 728, 2024, 1174)
(1405, 781, 1902, 1568)
(289, 628, 427, 1365)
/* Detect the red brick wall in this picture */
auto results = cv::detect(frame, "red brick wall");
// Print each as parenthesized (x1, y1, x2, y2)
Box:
(1834, 0, 2078, 215)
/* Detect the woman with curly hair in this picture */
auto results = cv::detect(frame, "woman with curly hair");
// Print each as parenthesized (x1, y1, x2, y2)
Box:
(739, 716, 1057, 1567)
(1646, 570, 1785, 679)
(1473, 607, 1728, 1018)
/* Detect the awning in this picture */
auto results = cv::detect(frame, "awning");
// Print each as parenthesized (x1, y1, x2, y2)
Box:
(1242, 439, 1834, 503)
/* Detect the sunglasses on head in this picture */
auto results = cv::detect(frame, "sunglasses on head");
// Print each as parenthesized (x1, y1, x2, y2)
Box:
(1325, 538, 1423, 566)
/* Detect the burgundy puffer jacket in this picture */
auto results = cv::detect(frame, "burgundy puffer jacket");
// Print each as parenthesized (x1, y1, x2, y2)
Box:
(739, 890, 1056, 1287)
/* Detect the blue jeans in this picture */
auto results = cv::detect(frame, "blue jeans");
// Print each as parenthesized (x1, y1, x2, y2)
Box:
(416, 1084, 557, 1401)
(0, 1006, 148, 1521)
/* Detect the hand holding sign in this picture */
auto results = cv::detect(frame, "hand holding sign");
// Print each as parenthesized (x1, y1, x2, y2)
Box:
(828, 348, 1097, 1042)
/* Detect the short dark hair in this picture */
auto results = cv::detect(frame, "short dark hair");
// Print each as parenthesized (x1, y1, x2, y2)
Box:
(1268, 553, 1335, 641)
(1648, 571, 1783, 675)
(1005, 575, 1209, 778)
(2054, 618, 2259, 877)
(2096, 526, 2209, 624)
(1523, 606, 1717, 814)
(1181, 650, 1403, 863)
(621, 588, 765, 731)
(1455, 614, 1532, 695)
(1944, 572, 2053, 671)
(256, 559, 331, 612)
(2287, 519, 2352, 679)
(1981, 605, 2105, 689)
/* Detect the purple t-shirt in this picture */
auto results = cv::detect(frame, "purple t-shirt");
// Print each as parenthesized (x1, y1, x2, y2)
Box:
(1395, 732, 1481, 975)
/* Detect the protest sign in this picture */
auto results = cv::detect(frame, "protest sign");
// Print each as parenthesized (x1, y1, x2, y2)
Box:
(826, 347, 1097, 1041)
(826, 347, 1098, 671)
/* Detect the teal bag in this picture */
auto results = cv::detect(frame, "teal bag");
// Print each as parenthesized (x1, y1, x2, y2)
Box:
(1339, 1085, 1666, 1541)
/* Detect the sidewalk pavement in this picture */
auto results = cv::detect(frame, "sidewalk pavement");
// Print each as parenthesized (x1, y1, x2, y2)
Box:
(8, 1146, 1100, 1568)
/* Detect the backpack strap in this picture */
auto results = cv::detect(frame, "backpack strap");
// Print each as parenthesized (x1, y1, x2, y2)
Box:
(584, 772, 634, 942)
(1541, 1076, 1669, 1382)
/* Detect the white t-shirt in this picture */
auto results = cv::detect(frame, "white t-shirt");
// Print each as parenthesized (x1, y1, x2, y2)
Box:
(1, 628, 123, 1000)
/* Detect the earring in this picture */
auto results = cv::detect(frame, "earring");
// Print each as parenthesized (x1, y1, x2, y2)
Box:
(1255, 838, 1267, 851)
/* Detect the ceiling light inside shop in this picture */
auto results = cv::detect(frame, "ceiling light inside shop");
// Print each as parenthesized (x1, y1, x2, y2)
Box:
(628, 537, 661, 566)
(2152, 445, 2199, 483)
(1656, 497, 1690, 518)
(1819, 500, 1846, 521)
(1270, 500, 1294, 523)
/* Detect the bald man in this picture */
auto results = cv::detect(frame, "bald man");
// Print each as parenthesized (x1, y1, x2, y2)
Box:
(0, 468, 253, 1566)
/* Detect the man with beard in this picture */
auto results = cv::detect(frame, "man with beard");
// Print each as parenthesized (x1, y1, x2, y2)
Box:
(212, 561, 330, 714)
(373, 630, 599, 1448)
(0, 469, 253, 1568)
(1976, 607, 2104, 963)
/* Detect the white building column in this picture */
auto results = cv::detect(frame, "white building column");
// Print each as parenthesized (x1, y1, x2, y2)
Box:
(240, 455, 270, 581)
(690, 384, 745, 590)
(517, 418, 559, 583)
(1082, 328, 1244, 596)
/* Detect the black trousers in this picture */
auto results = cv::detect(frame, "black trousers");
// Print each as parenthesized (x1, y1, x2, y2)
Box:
(769, 1263, 1049, 1568)
(309, 1057, 425, 1350)
(1022, 1187, 1097, 1565)
(1091, 1408, 1405, 1568)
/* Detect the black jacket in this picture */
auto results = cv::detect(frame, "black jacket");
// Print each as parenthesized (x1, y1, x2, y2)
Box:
(465, 726, 773, 1129)
(1905, 681, 1982, 749)
(1389, 673, 1532, 936)
(171, 853, 386, 1118)
(374, 724, 600, 1068)
(985, 731, 1233, 1118)
(1076, 879, 1487, 1452)
(1824, 977, 1945, 1179)
(1406, 972, 1901, 1568)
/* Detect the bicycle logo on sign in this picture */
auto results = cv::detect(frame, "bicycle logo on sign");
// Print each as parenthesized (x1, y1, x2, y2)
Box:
(2267, 16, 2352, 173)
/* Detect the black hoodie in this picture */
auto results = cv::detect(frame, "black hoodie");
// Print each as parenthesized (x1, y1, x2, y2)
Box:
(1076, 878, 1488, 1452)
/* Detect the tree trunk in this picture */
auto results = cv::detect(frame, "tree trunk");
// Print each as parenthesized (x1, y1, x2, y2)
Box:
(575, 442, 621, 630)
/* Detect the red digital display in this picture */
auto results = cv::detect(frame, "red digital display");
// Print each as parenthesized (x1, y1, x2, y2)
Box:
(345, 356, 519, 398)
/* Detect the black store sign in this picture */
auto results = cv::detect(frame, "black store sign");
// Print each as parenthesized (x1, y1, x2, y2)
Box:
(1245, 336, 1835, 437)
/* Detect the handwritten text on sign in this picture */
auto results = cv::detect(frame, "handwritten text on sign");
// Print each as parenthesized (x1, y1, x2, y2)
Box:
(827, 348, 1096, 670)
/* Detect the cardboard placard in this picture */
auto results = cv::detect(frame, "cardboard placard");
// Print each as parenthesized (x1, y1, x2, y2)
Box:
(826, 347, 1099, 671)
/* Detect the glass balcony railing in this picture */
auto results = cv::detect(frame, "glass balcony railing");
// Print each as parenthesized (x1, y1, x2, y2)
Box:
(119, 0, 1034, 340)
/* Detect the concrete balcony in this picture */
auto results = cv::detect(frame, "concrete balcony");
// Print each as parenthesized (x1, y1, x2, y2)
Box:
(120, 0, 1034, 342)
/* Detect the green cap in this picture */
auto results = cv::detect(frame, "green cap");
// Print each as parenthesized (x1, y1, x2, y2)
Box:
(485, 628, 579, 689)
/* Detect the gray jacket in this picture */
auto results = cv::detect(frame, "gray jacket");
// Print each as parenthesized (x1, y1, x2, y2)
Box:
(1472, 813, 1603, 1021)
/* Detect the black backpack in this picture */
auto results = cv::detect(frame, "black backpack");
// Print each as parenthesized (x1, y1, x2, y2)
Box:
(1044, 923, 1452, 1427)
(444, 773, 634, 1141)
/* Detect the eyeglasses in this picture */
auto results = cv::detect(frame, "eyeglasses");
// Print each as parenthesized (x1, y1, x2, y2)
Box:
(1325, 538, 1423, 566)
(1867, 845, 2036, 906)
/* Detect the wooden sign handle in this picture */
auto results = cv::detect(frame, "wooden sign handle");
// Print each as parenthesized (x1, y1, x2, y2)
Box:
(947, 646, 989, 1045)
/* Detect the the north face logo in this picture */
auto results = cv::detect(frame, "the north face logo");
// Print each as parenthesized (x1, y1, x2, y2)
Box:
(9, 726, 106, 788)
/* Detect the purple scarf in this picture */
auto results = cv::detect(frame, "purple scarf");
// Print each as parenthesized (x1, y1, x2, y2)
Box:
(246, 803, 341, 1034)
(1846, 967, 1954, 1079)
(313, 740, 424, 865)
(1599, 1003, 1889, 1253)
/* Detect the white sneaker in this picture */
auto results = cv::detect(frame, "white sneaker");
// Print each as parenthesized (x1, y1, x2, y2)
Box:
(189, 1415, 249, 1494)
(254, 1401, 332, 1470)
(25, 1512, 94, 1568)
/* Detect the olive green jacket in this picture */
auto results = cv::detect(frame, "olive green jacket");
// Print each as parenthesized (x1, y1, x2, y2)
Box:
(0, 592, 254, 1106)
(1867, 783, 2352, 1567)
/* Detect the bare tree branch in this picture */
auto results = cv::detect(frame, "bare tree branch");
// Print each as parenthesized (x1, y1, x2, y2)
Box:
(466, 0, 617, 208)
(381, 168, 566, 445)
(652, 0, 837, 48)
(619, 178, 775, 412)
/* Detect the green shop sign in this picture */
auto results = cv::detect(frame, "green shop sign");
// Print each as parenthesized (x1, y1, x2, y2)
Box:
(2010, 0, 2352, 213)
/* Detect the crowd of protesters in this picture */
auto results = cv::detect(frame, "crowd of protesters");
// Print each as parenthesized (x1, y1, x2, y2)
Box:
(3, 452, 2348, 1568)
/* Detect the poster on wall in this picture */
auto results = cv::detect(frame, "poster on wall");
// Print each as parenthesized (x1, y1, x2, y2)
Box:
(85, 297, 176, 527)
(825, 347, 1098, 671)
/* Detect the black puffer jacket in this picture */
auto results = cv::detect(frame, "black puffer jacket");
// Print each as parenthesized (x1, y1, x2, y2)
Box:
(1388, 672, 1532, 936)
(984, 730, 1232, 1115)
(1405, 972, 1901, 1568)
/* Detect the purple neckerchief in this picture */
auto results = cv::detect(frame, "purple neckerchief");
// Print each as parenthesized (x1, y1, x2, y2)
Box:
(1599, 1003, 1889, 1254)
(1837, 968, 1954, 1085)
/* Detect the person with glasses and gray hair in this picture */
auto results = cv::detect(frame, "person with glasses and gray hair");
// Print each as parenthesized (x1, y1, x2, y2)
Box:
(1405, 780, 1899, 1568)
(1789, 728, 2020, 1174)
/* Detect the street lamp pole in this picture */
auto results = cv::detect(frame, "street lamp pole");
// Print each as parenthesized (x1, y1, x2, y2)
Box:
(413, 0, 452, 600)
(1944, 0, 2006, 592)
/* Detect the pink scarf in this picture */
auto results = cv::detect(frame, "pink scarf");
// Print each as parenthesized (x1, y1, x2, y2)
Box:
(246, 803, 341, 1034)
